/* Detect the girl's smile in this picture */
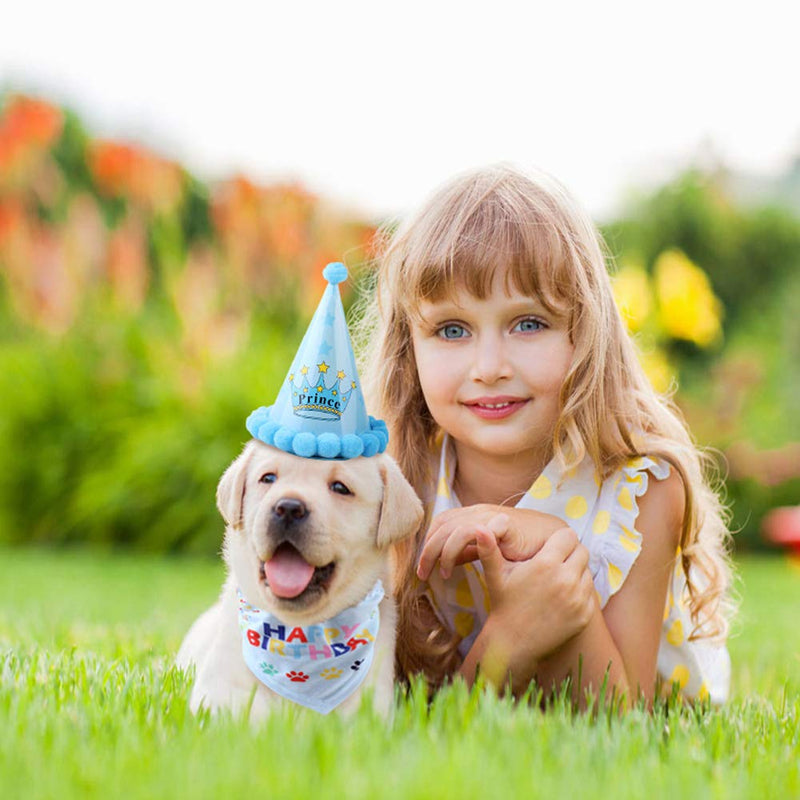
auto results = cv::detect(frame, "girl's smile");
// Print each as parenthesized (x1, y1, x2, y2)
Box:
(462, 395, 529, 420)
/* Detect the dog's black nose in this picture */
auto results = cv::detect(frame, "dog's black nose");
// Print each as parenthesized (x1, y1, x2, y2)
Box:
(272, 498, 308, 522)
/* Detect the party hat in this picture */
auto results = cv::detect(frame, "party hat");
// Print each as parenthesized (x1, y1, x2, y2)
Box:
(246, 262, 388, 459)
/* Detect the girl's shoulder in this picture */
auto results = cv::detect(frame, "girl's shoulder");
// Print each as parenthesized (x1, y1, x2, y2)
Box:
(605, 455, 684, 542)
(542, 454, 682, 607)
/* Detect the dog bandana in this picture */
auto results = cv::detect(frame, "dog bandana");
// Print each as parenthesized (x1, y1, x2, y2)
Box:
(237, 580, 384, 714)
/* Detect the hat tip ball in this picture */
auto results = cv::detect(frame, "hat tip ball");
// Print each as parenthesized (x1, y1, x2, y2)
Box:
(323, 262, 348, 285)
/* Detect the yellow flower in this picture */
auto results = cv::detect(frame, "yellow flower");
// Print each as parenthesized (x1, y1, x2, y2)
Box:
(654, 250, 723, 348)
(638, 347, 675, 394)
(612, 262, 652, 333)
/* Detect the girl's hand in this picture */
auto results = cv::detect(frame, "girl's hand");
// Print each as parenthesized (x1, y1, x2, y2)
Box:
(416, 505, 564, 581)
(475, 526, 596, 667)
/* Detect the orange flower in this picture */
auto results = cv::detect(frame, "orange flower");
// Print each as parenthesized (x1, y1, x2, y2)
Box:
(88, 140, 182, 213)
(0, 96, 63, 183)
(89, 141, 138, 196)
(0, 95, 62, 148)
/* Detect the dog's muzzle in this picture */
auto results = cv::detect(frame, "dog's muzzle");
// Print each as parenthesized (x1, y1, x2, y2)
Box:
(266, 496, 311, 549)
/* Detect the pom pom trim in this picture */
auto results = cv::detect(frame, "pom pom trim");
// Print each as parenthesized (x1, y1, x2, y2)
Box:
(245, 406, 388, 460)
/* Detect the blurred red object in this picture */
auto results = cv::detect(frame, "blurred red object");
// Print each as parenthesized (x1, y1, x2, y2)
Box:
(762, 506, 800, 554)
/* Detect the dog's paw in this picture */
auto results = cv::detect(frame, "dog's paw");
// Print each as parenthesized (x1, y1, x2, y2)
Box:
(286, 670, 310, 682)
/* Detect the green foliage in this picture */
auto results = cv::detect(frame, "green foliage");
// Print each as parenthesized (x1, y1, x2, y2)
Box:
(0, 308, 302, 553)
(1, 549, 798, 798)
(50, 110, 94, 195)
(181, 174, 214, 245)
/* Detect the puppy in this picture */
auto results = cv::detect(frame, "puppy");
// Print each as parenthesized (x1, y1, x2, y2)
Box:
(177, 439, 422, 719)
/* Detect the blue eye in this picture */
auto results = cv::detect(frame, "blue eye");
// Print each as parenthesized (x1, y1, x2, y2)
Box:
(438, 324, 468, 339)
(514, 318, 545, 333)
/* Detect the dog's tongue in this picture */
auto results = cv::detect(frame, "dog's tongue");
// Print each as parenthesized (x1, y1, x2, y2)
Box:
(264, 544, 315, 598)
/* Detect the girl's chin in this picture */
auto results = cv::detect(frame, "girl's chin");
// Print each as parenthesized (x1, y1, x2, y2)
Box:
(455, 433, 550, 461)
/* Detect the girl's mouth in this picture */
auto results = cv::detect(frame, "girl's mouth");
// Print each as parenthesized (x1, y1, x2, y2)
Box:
(463, 397, 528, 420)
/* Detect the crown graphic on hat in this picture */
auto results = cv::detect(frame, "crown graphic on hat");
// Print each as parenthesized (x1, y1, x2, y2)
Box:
(246, 262, 388, 459)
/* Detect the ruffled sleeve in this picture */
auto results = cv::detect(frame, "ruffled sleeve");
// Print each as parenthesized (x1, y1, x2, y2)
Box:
(586, 456, 672, 608)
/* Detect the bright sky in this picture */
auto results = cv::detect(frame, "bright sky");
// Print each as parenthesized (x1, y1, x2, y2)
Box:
(2, 0, 797, 222)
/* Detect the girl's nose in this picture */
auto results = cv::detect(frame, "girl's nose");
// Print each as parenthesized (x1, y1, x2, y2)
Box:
(469, 333, 513, 384)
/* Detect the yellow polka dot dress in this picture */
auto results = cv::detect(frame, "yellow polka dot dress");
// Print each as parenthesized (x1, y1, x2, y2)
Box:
(422, 435, 730, 704)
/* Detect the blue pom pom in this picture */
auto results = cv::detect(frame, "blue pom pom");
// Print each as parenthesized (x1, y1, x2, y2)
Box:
(274, 427, 295, 452)
(373, 428, 388, 451)
(322, 262, 348, 285)
(370, 416, 388, 434)
(341, 434, 364, 459)
(257, 420, 280, 444)
(361, 433, 379, 458)
(369, 417, 389, 451)
(292, 432, 317, 458)
(246, 407, 270, 437)
(317, 433, 341, 459)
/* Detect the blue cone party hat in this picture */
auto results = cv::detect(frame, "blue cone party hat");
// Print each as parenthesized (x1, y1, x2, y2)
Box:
(246, 262, 388, 459)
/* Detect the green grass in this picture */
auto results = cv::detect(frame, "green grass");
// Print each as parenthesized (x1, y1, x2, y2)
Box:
(2, 549, 799, 798)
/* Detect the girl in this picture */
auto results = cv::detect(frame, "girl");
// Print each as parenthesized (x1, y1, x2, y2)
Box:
(356, 165, 733, 705)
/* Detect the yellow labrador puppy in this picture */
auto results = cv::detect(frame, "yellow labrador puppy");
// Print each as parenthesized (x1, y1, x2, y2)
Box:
(177, 439, 422, 719)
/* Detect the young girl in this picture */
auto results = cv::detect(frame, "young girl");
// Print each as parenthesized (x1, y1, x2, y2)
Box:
(356, 165, 733, 705)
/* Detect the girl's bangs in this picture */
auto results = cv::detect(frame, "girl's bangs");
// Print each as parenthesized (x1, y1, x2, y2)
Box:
(399, 196, 575, 320)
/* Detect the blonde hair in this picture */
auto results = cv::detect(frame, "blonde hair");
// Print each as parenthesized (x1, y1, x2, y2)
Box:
(353, 164, 734, 687)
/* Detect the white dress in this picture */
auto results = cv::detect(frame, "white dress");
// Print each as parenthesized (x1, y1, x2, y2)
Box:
(422, 435, 731, 703)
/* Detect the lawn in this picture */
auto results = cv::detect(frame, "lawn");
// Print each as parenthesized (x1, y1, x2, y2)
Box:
(1, 548, 798, 799)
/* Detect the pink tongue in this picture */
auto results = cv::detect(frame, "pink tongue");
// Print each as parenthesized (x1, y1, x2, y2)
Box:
(264, 544, 315, 598)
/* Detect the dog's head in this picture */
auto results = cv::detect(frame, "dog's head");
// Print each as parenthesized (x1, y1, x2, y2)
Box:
(218, 440, 423, 623)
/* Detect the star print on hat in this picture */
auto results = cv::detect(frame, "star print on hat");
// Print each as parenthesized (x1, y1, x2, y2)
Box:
(246, 262, 388, 459)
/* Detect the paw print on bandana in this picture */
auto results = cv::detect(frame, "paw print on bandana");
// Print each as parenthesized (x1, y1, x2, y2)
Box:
(259, 662, 279, 676)
(320, 667, 343, 680)
(350, 659, 364, 672)
(286, 670, 310, 682)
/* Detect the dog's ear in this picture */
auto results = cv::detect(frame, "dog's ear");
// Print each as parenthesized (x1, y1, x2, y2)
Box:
(217, 442, 256, 529)
(376, 456, 424, 549)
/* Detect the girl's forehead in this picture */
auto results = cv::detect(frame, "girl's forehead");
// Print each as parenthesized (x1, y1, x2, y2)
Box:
(407, 263, 572, 319)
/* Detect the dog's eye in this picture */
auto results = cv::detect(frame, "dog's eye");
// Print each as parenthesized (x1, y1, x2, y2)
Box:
(330, 481, 352, 496)
(259, 473, 277, 484)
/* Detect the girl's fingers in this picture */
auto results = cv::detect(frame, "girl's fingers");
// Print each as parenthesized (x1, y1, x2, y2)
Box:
(418, 519, 477, 579)
(417, 530, 448, 579)
(563, 540, 590, 589)
(538, 526, 580, 563)
(453, 544, 479, 565)
(474, 527, 505, 597)
(486, 513, 513, 550)
(438, 526, 478, 579)
(420, 509, 499, 578)
(570, 539, 590, 573)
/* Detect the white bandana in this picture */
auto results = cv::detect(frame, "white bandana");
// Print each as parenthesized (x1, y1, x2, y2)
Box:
(237, 581, 384, 714)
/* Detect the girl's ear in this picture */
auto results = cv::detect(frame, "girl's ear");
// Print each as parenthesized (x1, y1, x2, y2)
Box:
(216, 442, 256, 529)
(376, 455, 424, 548)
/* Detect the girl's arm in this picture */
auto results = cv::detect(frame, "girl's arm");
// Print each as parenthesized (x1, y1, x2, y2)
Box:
(459, 470, 684, 705)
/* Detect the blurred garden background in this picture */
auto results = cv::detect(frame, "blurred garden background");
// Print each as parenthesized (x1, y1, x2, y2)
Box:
(1, 92, 799, 557)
